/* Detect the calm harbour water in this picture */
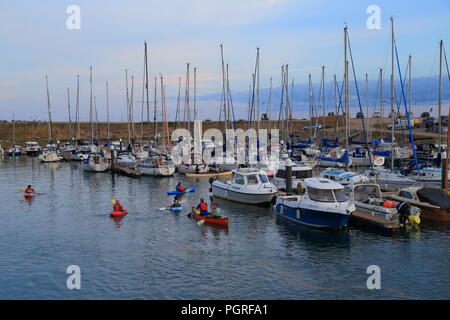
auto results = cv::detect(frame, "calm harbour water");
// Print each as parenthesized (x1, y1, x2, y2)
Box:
(0, 156, 449, 300)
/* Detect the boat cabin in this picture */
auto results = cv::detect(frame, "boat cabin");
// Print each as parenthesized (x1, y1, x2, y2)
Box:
(303, 178, 347, 203)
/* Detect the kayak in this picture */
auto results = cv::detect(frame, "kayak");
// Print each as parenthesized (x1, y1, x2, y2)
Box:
(170, 206, 182, 212)
(110, 209, 127, 217)
(24, 193, 35, 198)
(192, 209, 228, 227)
(167, 187, 196, 195)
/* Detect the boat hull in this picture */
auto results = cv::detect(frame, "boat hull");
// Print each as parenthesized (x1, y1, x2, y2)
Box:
(275, 203, 350, 228)
(212, 184, 276, 205)
(192, 211, 228, 227)
(137, 165, 175, 176)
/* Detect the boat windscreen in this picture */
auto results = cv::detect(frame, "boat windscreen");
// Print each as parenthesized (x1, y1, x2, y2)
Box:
(308, 187, 335, 202)
(334, 189, 347, 202)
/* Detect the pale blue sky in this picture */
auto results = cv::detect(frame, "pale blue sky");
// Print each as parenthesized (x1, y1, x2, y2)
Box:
(0, 0, 449, 121)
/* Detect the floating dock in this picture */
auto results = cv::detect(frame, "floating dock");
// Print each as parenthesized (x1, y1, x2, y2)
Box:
(185, 171, 233, 178)
(111, 165, 142, 178)
(350, 211, 401, 232)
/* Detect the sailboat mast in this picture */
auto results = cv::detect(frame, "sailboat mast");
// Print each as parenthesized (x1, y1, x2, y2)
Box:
(12, 113, 15, 145)
(194, 67, 197, 121)
(344, 26, 349, 150)
(439, 40, 443, 148)
(379, 68, 383, 128)
(334, 74, 338, 138)
(267, 77, 272, 130)
(220, 44, 227, 131)
(153, 76, 158, 141)
(76, 75, 80, 142)
(106, 82, 110, 142)
(45, 75, 53, 143)
(89, 66, 94, 144)
(144, 42, 151, 140)
(408, 55, 412, 129)
(125, 69, 131, 145)
(308, 74, 313, 140)
(67, 87, 72, 142)
(390, 17, 395, 169)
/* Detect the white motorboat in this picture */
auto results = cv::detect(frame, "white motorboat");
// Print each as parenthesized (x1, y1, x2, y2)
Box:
(274, 178, 355, 228)
(273, 163, 313, 191)
(82, 152, 110, 172)
(7, 145, 22, 156)
(24, 142, 41, 156)
(136, 156, 176, 176)
(364, 167, 416, 188)
(350, 183, 421, 229)
(212, 168, 278, 205)
(319, 168, 371, 187)
(408, 167, 449, 184)
(116, 152, 136, 168)
(39, 147, 62, 162)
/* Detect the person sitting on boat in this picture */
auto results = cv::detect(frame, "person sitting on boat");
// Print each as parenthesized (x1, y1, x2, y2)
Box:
(209, 203, 221, 218)
(25, 185, 35, 196)
(196, 198, 208, 216)
(176, 182, 185, 193)
(113, 200, 126, 212)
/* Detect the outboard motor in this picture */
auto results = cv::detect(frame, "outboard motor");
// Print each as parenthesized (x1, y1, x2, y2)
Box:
(397, 201, 412, 226)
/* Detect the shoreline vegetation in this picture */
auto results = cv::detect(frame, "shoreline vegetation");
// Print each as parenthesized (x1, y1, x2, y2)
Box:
(0, 117, 441, 146)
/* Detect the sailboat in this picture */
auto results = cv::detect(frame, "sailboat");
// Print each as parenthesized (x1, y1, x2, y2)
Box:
(134, 43, 175, 177)
(39, 76, 63, 163)
(83, 66, 110, 172)
(7, 114, 22, 156)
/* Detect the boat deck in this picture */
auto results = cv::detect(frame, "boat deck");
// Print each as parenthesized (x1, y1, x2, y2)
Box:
(351, 211, 400, 231)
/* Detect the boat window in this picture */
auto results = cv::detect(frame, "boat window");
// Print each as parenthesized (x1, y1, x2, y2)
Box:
(247, 175, 259, 185)
(259, 174, 269, 183)
(399, 191, 413, 199)
(234, 174, 245, 185)
(308, 187, 336, 202)
(294, 170, 313, 179)
(275, 170, 285, 178)
(333, 189, 347, 202)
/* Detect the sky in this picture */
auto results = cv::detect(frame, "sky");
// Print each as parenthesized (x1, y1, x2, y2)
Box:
(0, 0, 449, 122)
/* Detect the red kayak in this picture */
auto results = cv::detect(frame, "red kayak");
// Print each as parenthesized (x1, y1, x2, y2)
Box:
(192, 209, 228, 227)
(109, 209, 127, 217)
(24, 193, 35, 199)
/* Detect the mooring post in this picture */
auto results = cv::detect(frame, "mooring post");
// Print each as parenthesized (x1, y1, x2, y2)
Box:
(285, 158, 293, 194)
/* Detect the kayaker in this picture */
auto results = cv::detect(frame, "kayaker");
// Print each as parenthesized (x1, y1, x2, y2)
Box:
(170, 196, 181, 208)
(25, 185, 35, 196)
(113, 200, 126, 212)
(196, 198, 208, 216)
(176, 182, 185, 193)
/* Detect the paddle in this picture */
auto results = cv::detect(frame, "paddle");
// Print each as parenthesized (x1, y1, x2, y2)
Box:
(19, 190, 45, 196)
(197, 219, 205, 226)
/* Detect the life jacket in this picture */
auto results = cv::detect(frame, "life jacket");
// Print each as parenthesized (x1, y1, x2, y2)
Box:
(177, 185, 185, 192)
(200, 202, 207, 211)
(114, 203, 124, 211)
(383, 200, 395, 208)
(25, 188, 34, 194)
